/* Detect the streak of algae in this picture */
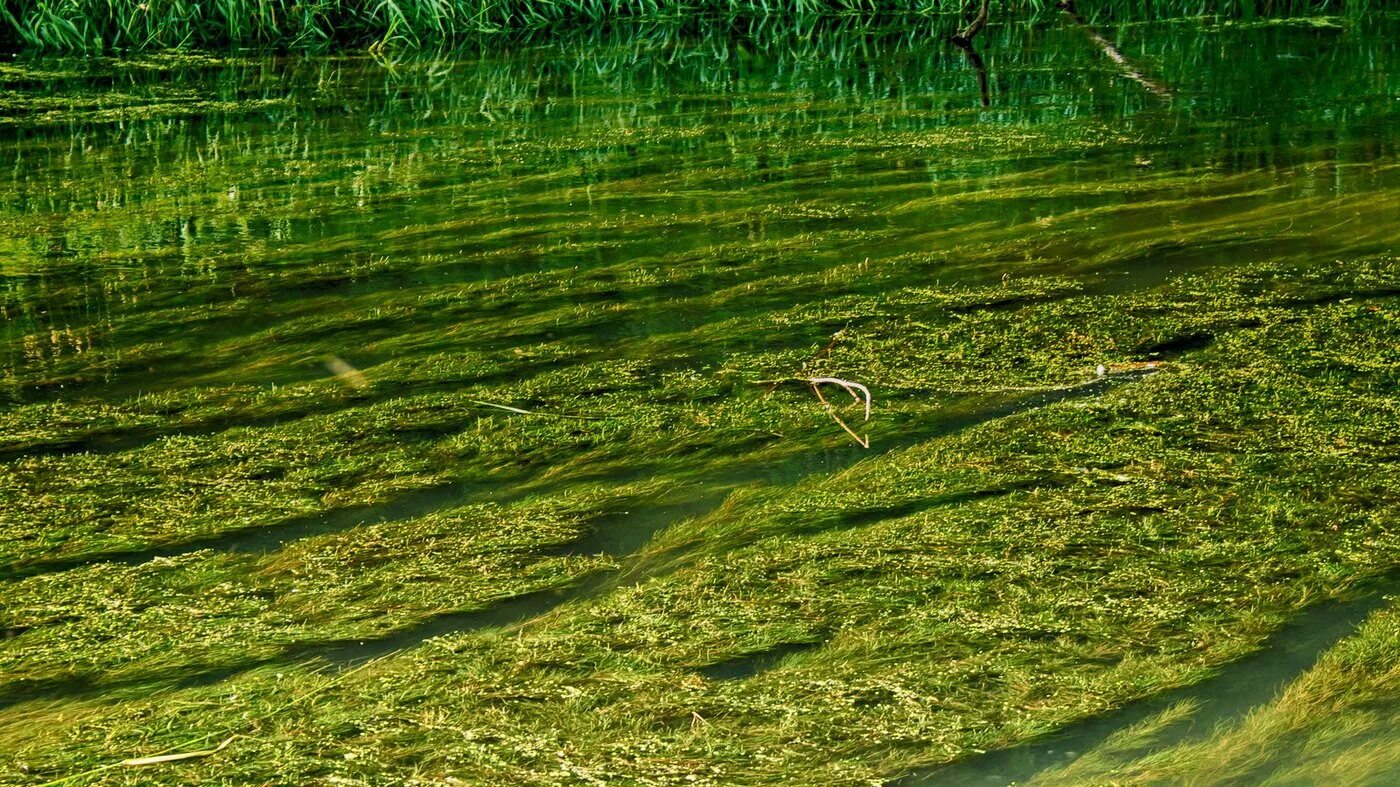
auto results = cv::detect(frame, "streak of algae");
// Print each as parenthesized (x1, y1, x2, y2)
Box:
(1027, 602, 1400, 785)
(2, 18, 1399, 785)
(2, 256, 1400, 783)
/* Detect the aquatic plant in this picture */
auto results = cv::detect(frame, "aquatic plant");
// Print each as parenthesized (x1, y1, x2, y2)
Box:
(0, 17, 1397, 786)
(0, 0, 1380, 51)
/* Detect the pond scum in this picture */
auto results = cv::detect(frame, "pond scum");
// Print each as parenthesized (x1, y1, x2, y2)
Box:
(1, 11, 1400, 787)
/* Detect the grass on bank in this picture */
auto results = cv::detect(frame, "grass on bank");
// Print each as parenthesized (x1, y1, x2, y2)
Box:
(0, 0, 1383, 51)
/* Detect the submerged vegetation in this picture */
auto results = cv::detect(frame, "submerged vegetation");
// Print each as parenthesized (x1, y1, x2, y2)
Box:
(1, 9, 1398, 787)
(1028, 604, 1400, 784)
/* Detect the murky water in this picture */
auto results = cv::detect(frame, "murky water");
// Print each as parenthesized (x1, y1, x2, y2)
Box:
(1, 12, 1399, 784)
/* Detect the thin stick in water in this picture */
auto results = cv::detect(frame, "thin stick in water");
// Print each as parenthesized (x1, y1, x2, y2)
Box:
(808, 377, 872, 448)
(121, 737, 234, 767)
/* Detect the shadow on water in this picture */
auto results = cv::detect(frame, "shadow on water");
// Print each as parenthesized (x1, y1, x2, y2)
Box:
(0, 585, 593, 710)
(698, 640, 825, 681)
(303, 584, 592, 666)
(559, 492, 738, 558)
(0, 354, 583, 465)
(0, 480, 497, 581)
(894, 576, 1400, 786)
(0, 365, 1173, 710)
(242, 368, 1166, 669)
(1, 364, 1165, 584)
(816, 481, 1067, 538)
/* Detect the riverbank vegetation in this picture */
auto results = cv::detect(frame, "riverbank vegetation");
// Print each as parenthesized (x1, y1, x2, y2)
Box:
(0, 0, 1383, 51)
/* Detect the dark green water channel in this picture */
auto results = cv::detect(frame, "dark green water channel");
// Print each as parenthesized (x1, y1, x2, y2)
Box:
(1, 13, 1399, 786)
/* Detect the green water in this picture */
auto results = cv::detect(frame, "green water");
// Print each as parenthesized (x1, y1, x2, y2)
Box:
(1, 14, 1399, 785)
(3, 19, 1394, 405)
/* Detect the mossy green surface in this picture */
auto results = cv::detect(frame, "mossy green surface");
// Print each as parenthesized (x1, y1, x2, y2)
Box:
(1030, 602, 1400, 785)
(1, 17, 1398, 786)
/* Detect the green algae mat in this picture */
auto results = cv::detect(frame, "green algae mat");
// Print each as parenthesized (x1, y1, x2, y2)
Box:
(2, 15, 1400, 786)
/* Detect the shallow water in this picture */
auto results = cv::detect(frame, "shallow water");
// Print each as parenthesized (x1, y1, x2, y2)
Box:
(1, 12, 1399, 784)
(3, 18, 1396, 404)
(905, 573, 1400, 785)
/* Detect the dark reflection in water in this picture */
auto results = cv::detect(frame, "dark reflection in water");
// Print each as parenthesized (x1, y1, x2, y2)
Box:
(899, 577, 1400, 785)
(1, 16, 1396, 403)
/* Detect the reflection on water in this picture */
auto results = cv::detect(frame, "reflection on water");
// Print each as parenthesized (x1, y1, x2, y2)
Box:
(1, 16, 1396, 402)
(0, 13, 1398, 783)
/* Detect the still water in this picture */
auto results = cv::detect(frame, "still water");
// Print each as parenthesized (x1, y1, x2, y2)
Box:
(0, 12, 1398, 784)
(2, 17, 1396, 404)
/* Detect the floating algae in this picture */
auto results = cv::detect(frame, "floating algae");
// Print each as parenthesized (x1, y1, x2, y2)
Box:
(1, 15, 1399, 786)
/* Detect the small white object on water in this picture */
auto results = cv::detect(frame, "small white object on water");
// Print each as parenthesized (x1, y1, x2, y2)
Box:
(808, 377, 872, 421)
(325, 355, 369, 390)
(807, 377, 873, 449)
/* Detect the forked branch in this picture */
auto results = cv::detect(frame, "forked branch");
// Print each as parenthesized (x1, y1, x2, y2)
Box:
(809, 377, 872, 449)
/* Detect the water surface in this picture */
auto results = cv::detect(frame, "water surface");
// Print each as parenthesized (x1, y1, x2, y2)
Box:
(1, 13, 1398, 784)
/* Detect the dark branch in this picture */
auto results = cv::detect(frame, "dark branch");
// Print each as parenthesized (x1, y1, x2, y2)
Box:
(952, 0, 991, 45)
(951, 39, 992, 108)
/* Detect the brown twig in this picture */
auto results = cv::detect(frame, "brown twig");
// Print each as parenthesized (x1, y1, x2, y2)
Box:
(1058, 1, 1172, 97)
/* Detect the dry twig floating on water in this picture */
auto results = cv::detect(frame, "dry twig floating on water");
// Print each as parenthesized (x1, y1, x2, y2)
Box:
(808, 377, 872, 448)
